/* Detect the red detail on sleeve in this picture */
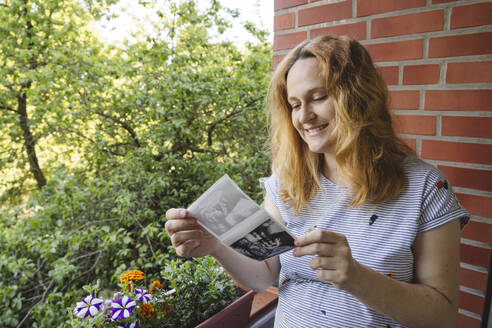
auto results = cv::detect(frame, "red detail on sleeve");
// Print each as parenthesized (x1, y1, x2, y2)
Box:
(436, 181, 444, 189)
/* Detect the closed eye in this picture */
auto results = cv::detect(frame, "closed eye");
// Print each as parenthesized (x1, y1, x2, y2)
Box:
(312, 95, 327, 102)
(290, 103, 301, 110)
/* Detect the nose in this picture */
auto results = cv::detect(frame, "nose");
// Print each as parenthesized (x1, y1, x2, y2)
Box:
(299, 103, 315, 123)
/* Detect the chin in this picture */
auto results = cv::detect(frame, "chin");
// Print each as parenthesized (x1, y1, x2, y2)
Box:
(299, 135, 334, 154)
(307, 144, 333, 154)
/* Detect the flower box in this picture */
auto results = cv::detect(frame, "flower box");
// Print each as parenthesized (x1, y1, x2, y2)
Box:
(195, 289, 256, 328)
(249, 286, 278, 319)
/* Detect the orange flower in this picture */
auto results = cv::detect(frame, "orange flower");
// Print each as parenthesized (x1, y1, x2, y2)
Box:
(120, 270, 144, 284)
(150, 280, 163, 294)
(140, 303, 155, 319)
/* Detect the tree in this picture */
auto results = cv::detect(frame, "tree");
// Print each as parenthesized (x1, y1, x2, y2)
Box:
(0, 0, 272, 327)
(0, 0, 117, 194)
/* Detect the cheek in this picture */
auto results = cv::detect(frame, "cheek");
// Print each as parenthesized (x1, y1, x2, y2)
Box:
(291, 114, 306, 141)
(329, 111, 336, 125)
(291, 112, 300, 130)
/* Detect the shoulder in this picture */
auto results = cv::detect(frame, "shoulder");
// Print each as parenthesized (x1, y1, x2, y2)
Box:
(403, 156, 439, 177)
(402, 156, 445, 190)
(401, 155, 453, 207)
(401, 156, 470, 231)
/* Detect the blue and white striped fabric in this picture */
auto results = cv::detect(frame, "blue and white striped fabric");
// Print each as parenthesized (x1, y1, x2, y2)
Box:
(263, 156, 469, 328)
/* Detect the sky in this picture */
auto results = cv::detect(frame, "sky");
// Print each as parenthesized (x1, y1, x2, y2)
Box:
(92, 0, 274, 46)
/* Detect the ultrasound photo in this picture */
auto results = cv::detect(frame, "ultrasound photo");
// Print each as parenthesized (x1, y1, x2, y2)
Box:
(189, 175, 259, 236)
(230, 219, 295, 261)
(189, 174, 295, 260)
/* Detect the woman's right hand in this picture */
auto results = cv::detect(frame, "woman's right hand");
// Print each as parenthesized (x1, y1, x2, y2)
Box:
(164, 208, 221, 258)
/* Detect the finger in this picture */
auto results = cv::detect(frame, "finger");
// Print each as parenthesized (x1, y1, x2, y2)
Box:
(293, 242, 337, 257)
(309, 256, 338, 270)
(165, 208, 189, 220)
(176, 240, 200, 258)
(295, 229, 345, 246)
(315, 269, 339, 282)
(171, 229, 203, 247)
(165, 218, 199, 235)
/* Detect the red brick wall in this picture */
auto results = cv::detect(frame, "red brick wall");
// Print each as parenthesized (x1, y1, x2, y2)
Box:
(273, 0, 492, 326)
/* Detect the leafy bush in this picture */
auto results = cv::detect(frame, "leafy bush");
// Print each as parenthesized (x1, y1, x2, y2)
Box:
(1, 147, 269, 327)
(0, 1, 272, 327)
(158, 257, 239, 328)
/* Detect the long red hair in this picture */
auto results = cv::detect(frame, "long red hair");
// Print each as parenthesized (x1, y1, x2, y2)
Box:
(268, 35, 414, 215)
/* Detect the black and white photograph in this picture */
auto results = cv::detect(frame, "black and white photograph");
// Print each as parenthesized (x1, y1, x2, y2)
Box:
(188, 174, 296, 261)
(224, 197, 258, 226)
(230, 219, 295, 261)
(188, 175, 259, 236)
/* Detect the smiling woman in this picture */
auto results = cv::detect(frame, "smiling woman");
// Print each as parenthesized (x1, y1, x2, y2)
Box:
(270, 35, 414, 212)
(165, 34, 470, 328)
(264, 34, 469, 328)
(286, 57, 337, 156)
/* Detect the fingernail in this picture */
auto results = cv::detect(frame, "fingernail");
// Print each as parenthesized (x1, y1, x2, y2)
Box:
(179, 209, 186, 217)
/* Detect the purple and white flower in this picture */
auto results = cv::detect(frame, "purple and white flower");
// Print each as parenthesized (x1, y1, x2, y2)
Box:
(111, 295, 136, 320)
(100, 292, 120, 313)
(117, 322, 139, 328)
(73, 295, 103, 318)
(134, 288, 151, 304)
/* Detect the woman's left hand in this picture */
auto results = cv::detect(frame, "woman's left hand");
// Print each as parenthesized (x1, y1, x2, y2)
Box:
(293, 229, 358, 290)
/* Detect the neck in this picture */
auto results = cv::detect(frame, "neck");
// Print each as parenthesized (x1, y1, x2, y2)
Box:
(322, 153, 347, 186)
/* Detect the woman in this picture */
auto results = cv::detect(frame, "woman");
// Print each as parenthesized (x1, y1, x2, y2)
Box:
(165, 35, 469, 327)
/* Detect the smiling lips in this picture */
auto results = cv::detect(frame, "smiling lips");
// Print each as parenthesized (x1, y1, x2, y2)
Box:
(305, 123, 329, 136)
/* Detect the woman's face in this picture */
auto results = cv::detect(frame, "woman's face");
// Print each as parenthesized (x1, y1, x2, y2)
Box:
(286, 57, 336, 155)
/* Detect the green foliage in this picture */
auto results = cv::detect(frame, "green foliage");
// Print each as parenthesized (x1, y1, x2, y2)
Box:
(158, 257, 239, 328)
(0, 0, 272, 326)
(69, 259, 238, 328)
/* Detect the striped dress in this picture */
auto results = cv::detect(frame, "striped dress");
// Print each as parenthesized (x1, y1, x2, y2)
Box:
(262, 156, 469, 328)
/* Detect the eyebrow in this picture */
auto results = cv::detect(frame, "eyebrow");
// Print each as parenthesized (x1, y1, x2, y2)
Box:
(287, 87, 326, 102)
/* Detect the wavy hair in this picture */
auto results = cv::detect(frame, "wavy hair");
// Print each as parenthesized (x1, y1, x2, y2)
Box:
(268, 35, 414, 215)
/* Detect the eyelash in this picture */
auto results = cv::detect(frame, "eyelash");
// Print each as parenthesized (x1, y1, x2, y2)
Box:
(313, 95, 327, 102)
(290, 95, 326, 110)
